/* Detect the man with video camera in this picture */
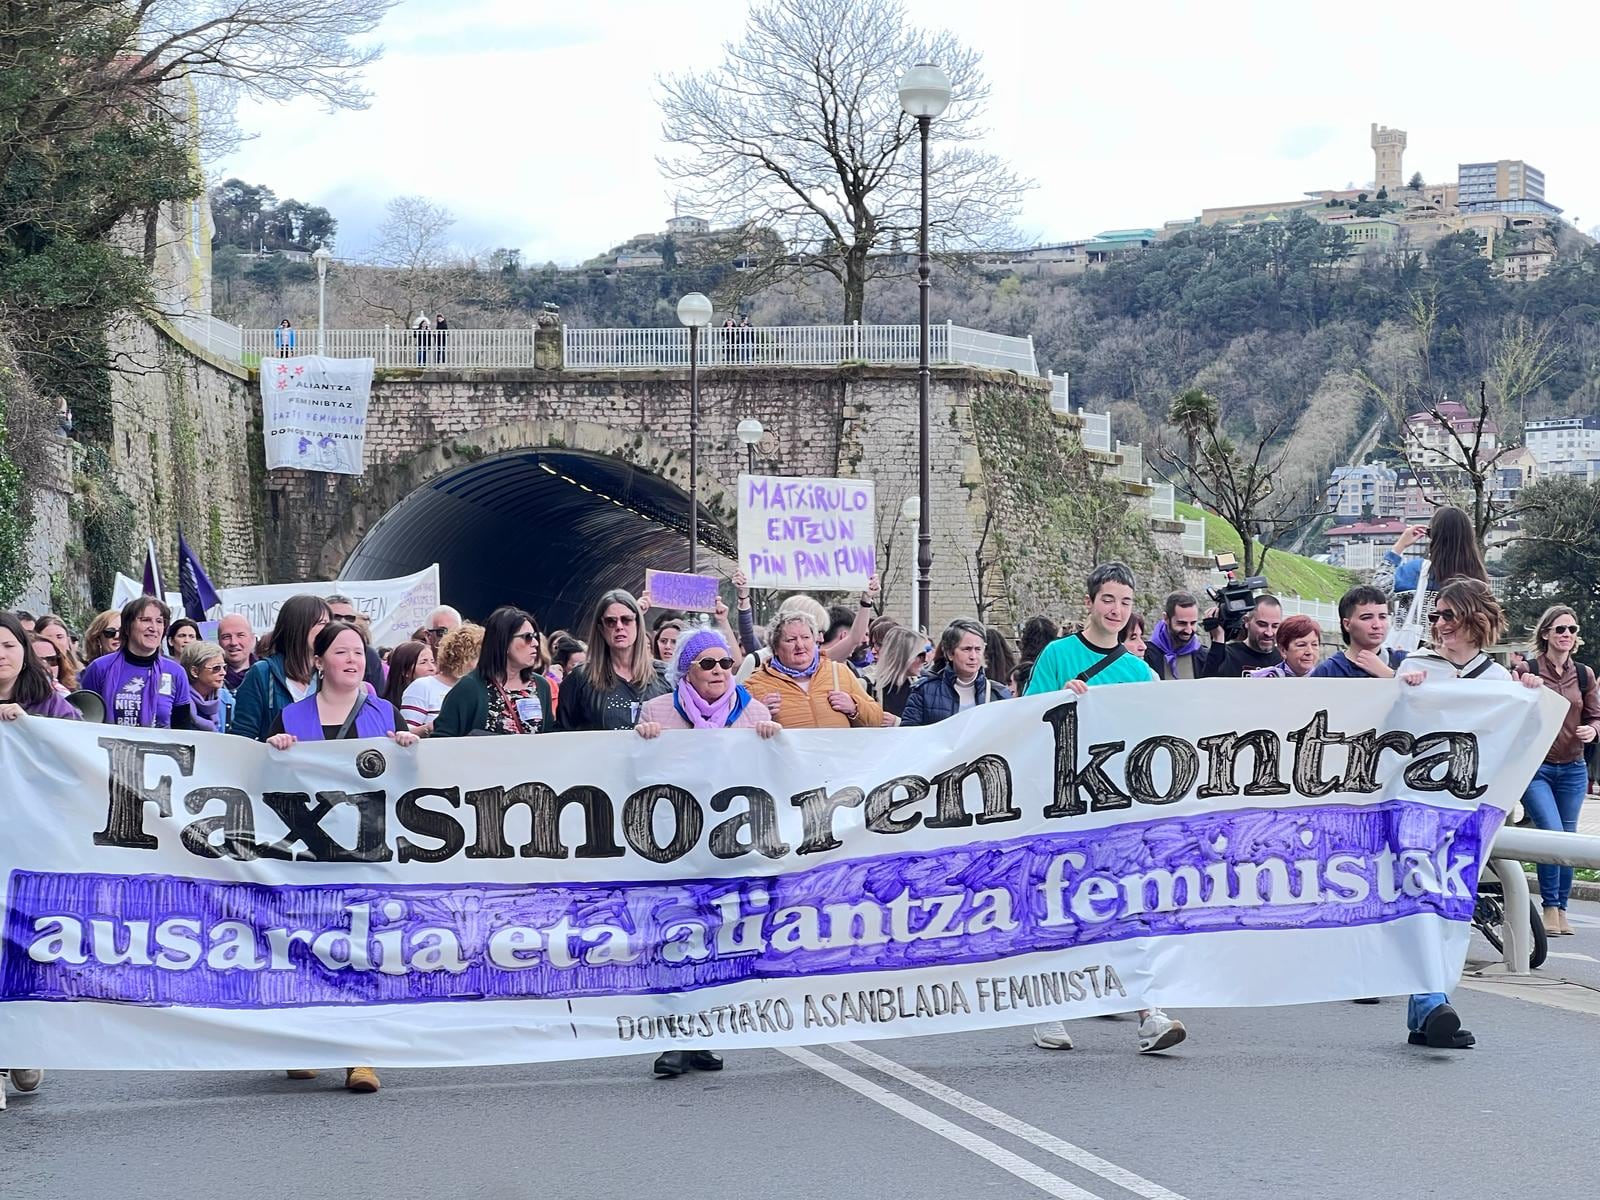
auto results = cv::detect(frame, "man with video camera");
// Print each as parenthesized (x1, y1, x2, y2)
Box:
(1200, 555, 1283, 677)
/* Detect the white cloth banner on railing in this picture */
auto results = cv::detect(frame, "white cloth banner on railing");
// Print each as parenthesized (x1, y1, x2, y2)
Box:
(0, 680, 1562, 1069)
(218, 565, 439, 648)
(262, 355, 374, 475)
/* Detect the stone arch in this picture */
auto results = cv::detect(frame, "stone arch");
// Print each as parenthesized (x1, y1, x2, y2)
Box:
(334, 419, 738, 632)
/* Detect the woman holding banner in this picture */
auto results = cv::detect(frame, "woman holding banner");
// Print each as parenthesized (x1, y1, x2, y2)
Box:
(265, 619, 415, 1095)
(752, 609, 883, 730)
(230, 595, 331, 742)
(633, 626, 779, 1077)
(1398, 578, 1542, 1050)
(556, 590, 668, 732)
(433, 608, 553, 738)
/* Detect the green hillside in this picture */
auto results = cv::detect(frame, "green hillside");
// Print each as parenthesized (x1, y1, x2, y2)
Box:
(1175, 502, 1357, 604)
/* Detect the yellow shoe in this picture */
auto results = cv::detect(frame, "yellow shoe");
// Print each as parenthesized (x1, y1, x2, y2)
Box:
(285, 1069, 318, 1080)
(1543, 907, 1562, 936)
(345, 1066, 380, 1093)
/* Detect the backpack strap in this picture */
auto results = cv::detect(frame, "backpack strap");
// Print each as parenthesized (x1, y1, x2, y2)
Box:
(1074, 636, 1129, 684)
(1461, 655, 1494, 680)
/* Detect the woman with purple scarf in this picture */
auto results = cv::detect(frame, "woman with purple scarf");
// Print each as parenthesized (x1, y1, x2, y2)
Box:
(634, 627, 779, 1080)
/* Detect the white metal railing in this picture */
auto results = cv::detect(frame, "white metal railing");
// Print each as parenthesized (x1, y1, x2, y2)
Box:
(1180, 516, 1207, 557)
(168, 312, 243, 361)
(242, 326, 541, 369)
(561, 321, 1038, 375)
(1048, 370, 1070, 414)
(1079, 410, 1111, 453)
(1148, 482, 1175, 521)
(1116, 440, 1144, 484)
(1342, 541, 1378, 570)
(1488, 828, 1600, 975)
(239, 321, 1039, 375)
(1277, 595, 1339, 625)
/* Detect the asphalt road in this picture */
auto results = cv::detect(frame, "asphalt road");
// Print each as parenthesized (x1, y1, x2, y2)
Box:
(8, 902, 1600, 1200)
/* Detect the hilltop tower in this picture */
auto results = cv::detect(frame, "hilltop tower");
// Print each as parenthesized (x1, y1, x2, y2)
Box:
(1371, 123, 1406, 194)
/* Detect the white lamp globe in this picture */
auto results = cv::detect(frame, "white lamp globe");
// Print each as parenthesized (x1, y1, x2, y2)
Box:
(676, 292, 714, 327)
(897, 63, 951, 120)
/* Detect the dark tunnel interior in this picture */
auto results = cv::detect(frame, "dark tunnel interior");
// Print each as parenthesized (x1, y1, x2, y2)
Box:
(338, 449, 733, 635)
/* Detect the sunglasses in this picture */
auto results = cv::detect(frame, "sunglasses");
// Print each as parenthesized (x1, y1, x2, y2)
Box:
(693, 656, 736, 672)
(511, 631, 538, 644)
(38, 654, 58, 665)
(602, 614, 636, 628)
(1427, 610, 1459, 624)
(1553, 624, 1580, 635)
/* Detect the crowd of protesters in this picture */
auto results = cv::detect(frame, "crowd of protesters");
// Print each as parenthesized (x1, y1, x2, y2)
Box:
(4, 502, 1598, 1091)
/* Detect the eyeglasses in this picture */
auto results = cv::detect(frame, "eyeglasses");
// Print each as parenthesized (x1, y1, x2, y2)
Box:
(430, 626, 450, 638)
(1427, 610, 1459, 624)
(1553, 624, 1580, 635)
(602, 614, 636, 628)
(693, 656, 736, 672)
(38, 655, 58, 666)
(511, 631, 538, 644)
(203, 663, 227, 674)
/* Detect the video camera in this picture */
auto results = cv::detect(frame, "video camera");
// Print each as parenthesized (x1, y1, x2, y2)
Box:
(1203, 552, 1268, 642)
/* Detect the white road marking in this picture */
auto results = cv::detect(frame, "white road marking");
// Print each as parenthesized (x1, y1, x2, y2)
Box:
(1547, 951, 1600, 963)
(777, 1046, 1106, 1200)
(831, 1041, 1190, 1200)
(1460, 976, 1600, 1018)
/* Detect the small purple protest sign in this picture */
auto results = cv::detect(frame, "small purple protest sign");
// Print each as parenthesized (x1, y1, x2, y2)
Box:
(644, 570, 721, 612)
(736, 474, 876, 589)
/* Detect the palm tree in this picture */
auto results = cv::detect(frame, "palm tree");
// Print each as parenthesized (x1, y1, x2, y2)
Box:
(1168, 388, 1219, 502)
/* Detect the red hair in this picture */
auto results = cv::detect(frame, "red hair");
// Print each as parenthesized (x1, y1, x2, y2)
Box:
(1276, 614, 1321, 651)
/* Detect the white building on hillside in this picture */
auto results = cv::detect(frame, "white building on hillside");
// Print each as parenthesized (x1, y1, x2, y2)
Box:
(1525, 416, 1600, 481)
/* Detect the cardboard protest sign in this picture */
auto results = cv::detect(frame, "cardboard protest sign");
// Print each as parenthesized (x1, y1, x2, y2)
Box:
(645, 570, 721, 612)
(737, 474, 876, 590)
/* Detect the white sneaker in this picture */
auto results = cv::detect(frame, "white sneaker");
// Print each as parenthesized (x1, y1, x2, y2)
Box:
(1136, 1011, 1186, 1054)
(1032, 1021, 1075, 1050)
(6, 1069, 41, 1092)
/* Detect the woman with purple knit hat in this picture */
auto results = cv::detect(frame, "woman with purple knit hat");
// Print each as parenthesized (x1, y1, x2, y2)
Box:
(634, 625, 779, 1080)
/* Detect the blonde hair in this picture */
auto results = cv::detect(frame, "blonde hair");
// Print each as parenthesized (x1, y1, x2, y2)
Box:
(435, 623, 484, 680)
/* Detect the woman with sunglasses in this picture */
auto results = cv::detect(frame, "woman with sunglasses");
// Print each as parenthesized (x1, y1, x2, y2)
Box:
(32, 615, 81, 691)
(1397, 578, 1542, 1051)
(1514, 605, 1600, 936)
(557, 590, 668, 731)
(433, 607, 553, 737)
(179, 640, 235, 734)
(875, 626, 933, 720)
(632, 626, 777, 1078)
(82, 610, 122, 663)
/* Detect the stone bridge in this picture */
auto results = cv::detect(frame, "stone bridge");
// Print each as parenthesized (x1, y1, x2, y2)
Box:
(67, 321, 1197, 636)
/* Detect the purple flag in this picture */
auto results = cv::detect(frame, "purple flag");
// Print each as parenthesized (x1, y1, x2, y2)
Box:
(177, 529, 221, 621)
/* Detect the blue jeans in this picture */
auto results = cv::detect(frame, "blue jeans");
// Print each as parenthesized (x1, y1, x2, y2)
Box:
(1521, 760, 1589, 909)
(1408, 992, 1448, 1032)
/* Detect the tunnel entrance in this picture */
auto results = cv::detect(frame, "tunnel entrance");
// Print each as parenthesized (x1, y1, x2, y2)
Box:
(339, 448, 733, 635)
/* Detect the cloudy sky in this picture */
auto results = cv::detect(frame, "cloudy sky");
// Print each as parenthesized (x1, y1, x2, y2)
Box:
(219, 1, 1600, 265)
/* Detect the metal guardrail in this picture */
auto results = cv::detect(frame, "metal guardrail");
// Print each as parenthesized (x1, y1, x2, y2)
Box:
(243, 326, 541, 368)
(1486, 827, 1600, 975)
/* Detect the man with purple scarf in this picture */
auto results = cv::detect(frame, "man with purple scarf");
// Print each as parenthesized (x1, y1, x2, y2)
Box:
(1142, 591, 1217, 681)
(78, 596, 192, 728)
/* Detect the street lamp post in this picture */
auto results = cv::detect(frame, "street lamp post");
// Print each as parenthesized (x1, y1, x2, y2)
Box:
(677, 292, 715, 573)
(898, 63, 951, 632)
(899, 495, 921, 629)
(312, 246, 333, 356)
(737, 417, 764, 476)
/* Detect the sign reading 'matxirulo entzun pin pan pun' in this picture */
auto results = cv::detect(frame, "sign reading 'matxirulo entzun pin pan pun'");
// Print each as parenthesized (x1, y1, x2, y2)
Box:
(0, 680, 1563, 1068)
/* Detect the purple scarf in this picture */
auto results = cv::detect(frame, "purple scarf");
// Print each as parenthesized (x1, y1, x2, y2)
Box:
(1148, 620, 1202, 674)
(767, 648, 821, 680)
(673, 678, 747, 728)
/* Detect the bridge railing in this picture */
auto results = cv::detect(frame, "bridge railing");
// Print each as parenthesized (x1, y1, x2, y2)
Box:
(167, 312, 243, 361)
(237, 321, 1038, 374)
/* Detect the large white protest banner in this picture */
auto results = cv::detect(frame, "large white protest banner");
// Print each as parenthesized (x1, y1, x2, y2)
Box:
(111, 573, 182, 614)
(0, 680, 1561, 1069)
(262, 355, 374, 476)
(737, 474, 876, 590)
(218, 564, 439, 648)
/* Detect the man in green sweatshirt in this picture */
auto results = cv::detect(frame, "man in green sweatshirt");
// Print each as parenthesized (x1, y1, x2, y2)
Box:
(1025, 561, 1186, 1055)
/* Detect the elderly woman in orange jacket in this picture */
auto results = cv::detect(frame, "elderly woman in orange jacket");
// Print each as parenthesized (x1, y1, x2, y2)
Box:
(753, 608, 883, 729)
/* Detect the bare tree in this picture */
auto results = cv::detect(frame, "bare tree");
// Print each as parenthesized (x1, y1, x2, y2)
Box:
(658, 0, 1029, 322)
(1357, 292, 1559, 541)
(348, 197, 509, 325)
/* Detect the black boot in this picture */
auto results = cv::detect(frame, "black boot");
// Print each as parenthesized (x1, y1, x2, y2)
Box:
(1408, 1003, 1475, 1049)
(686, 1050, 724, 1072)
(653, 1051, 690, 1077)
